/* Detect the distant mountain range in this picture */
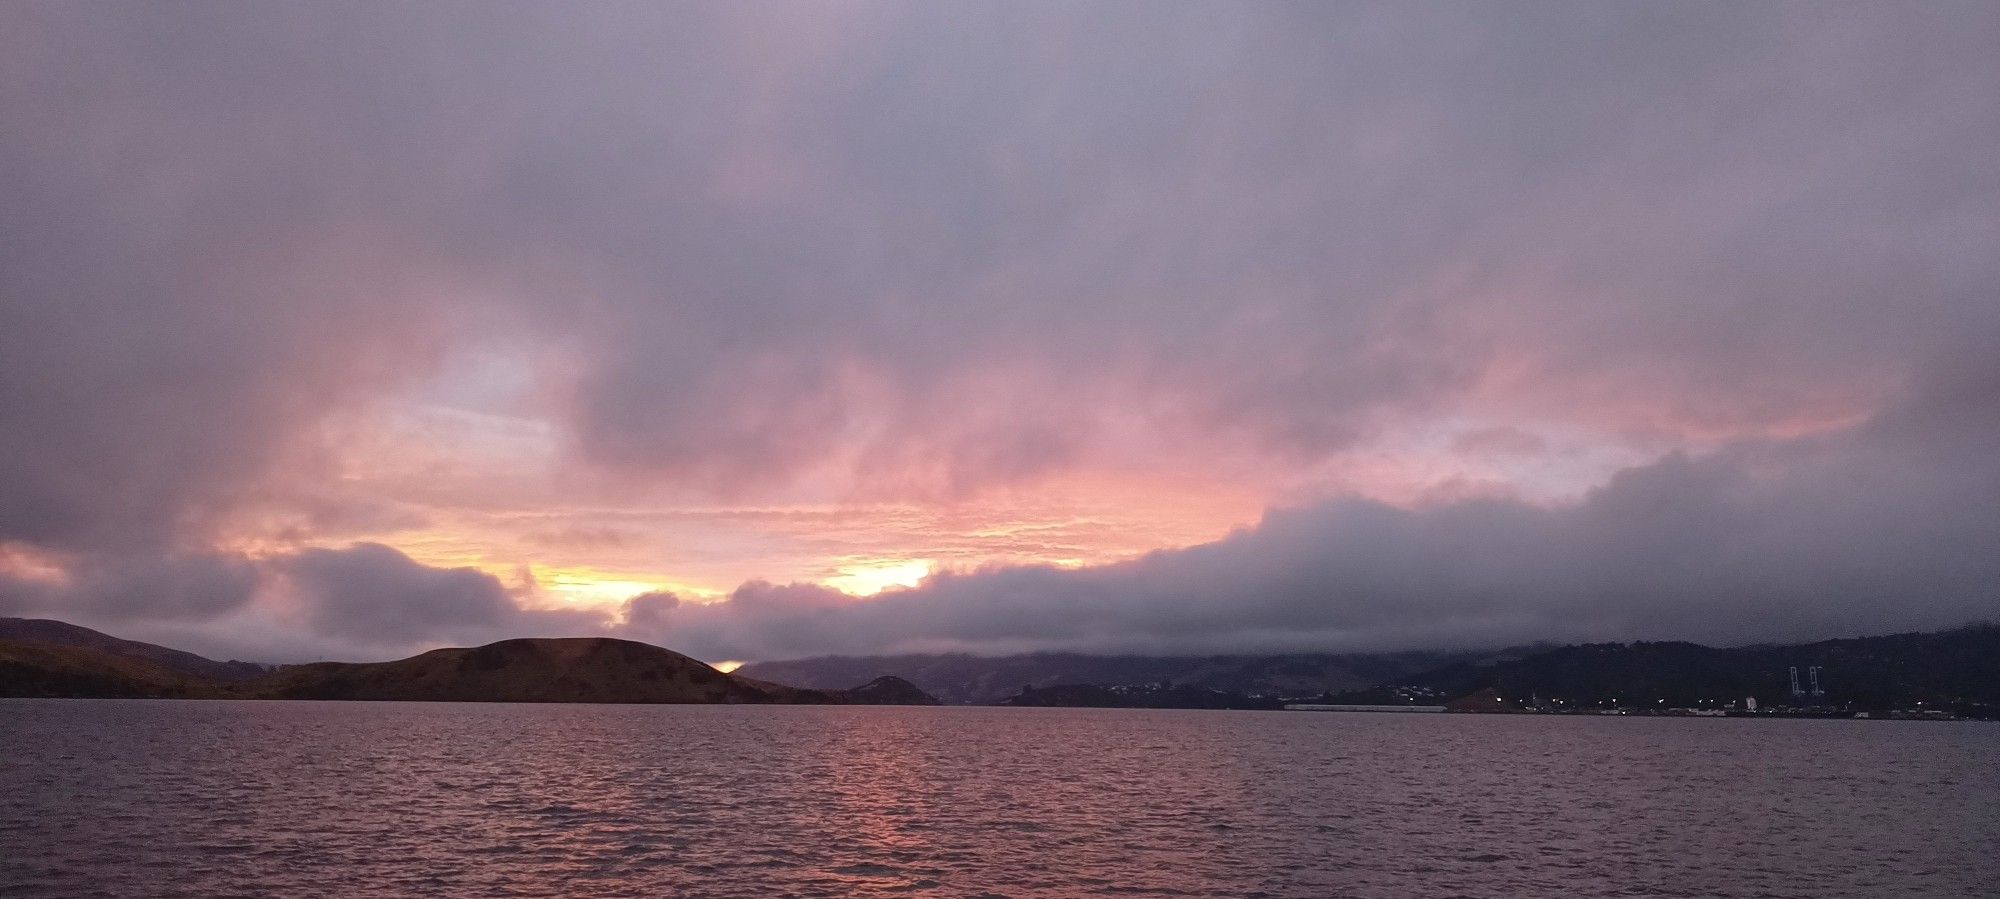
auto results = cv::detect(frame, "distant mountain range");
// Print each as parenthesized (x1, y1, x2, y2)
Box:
(746, 625, 2000, 715)
(737, 648, 1521, 705)
(1382, 625, 2000, 714)
(0, 617, 937, 705)
(1002, 682, 1286, 711)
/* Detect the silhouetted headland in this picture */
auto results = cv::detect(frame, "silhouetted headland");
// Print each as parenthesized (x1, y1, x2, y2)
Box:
(0, 618, 939, 705)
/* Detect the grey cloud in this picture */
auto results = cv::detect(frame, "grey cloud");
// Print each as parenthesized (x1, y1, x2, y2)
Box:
(622, 590, 680, 633)
(626, 370, 2000, 661)
(280, 542, 598, 652)
(8, 4, 1993, 515)
(1, 4, 1996, 657)
(4, 543, 598, 664)
(0, 552, 262, 623)
(1451, 427, 1549, 459)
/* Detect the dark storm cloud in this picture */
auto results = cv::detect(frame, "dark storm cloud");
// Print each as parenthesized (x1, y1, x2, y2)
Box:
(1, 4, 1996, 655)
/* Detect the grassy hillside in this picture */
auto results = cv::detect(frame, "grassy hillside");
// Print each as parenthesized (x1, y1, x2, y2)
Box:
(0, 617, 266, 681)
(0, 621, 941, 705)
(243, 638, 786, 703)
(0, 640, 216, 698)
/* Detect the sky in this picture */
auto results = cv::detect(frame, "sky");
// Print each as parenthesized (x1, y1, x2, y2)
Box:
(2, 3, 1996, 664)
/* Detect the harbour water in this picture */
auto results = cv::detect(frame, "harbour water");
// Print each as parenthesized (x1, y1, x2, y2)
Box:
(2, 700, 1994, 897)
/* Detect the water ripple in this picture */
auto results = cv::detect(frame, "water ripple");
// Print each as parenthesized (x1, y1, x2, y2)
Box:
(1, 701, 1995, 897)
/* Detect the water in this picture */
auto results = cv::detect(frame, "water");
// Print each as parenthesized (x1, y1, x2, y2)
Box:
(1, 701, 1994, 898)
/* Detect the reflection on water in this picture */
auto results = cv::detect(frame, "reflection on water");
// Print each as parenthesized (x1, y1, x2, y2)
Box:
(1, 700, 1995, 897)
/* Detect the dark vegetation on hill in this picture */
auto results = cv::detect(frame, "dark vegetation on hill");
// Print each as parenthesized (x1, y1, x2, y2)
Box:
(248, 638, 779, 703)
(0, 640, 212, 698)
(0, 617, 267, 682)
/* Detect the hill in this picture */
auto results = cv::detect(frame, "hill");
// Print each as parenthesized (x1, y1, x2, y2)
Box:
(835, 675, 942, 706)
(0, 620, 941, 705)
(1377, 624, 2000, 715)
(243, 637, 781, 703)
(0, 617, 266, 682)
(1001, 682, 1282, 710)
(0, 639, 216, 698)
(737, 648, 1496, 704)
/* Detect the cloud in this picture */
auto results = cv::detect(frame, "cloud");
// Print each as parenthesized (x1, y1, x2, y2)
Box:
(0, 542, 596, 663)
(621, 591, 680, 632)
(7, 5, 1994, 515)
(0, 552, 262, 623)
(522, 527, 637, 550)
(278, 543, 600, 651)
(621, 368, 2000, 660)
(0, 5, 1995, 660)
(12, 362, 1991, 666)
(281, 543, 522, 645)
(1451, 427, 1549, 459)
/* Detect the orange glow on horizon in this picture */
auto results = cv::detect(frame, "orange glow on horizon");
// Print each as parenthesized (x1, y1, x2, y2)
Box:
(204, 394, 1823, 616)
(824, 559, 934, 596)
(203, 434, 1281, 612)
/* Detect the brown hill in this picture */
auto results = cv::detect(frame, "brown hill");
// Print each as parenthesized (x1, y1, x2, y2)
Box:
(0, 639, 217, 698)
(1443, 686, 1524, 713)
(732, 672, 838, 703)
(0, 619, 945, 705)
(835, 675, 942, 705)
(0, 617, 266, 682)
(697, 672, 943, 705)
(244, 637, 781, 703)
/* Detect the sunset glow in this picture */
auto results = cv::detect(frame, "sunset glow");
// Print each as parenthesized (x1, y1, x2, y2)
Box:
(534, 572, 673, 608)
(5, 8, 1995, 897)
(1, 3, 1993, 668)
(824, 560, 934, 597)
